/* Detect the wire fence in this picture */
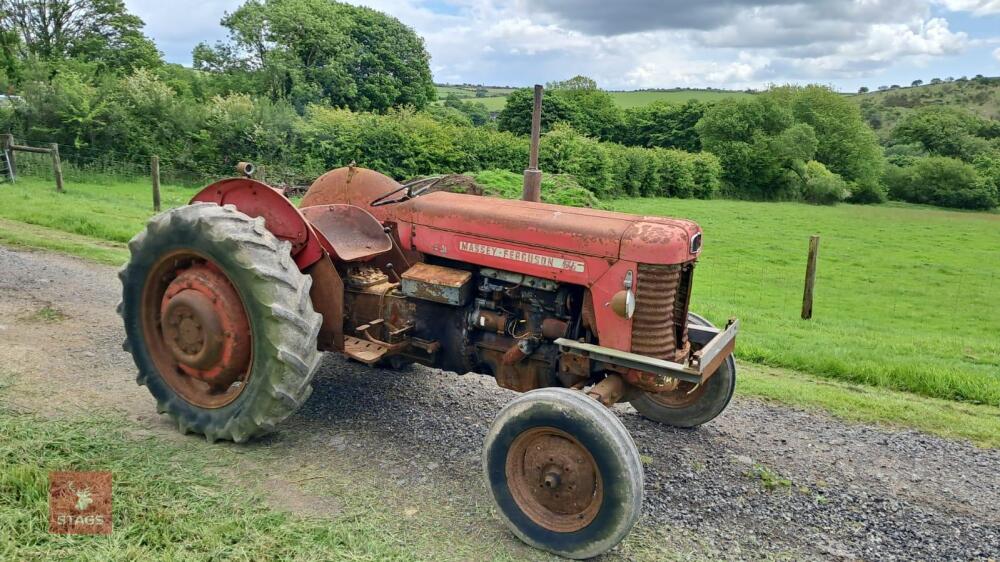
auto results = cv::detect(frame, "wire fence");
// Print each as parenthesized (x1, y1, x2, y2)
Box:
(7, 138, 316, 190)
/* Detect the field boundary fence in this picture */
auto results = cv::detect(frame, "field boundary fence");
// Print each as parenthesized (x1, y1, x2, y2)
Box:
(1, 137, 318, 193)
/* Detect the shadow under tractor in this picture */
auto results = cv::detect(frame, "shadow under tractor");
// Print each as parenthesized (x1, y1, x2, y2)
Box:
(118, 165, 739, 559)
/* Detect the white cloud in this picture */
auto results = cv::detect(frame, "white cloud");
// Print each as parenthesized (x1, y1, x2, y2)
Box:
(994, 46, 1000, 63)
(935, 0, 1000, 15)
(124, 0, 991, 90)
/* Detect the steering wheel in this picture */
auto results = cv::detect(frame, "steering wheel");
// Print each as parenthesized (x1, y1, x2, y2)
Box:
(370, 176, 446, 207)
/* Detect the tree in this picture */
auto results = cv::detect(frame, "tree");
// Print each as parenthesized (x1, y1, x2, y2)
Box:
(199, 0, 435, 112)
(0, 0, 161, 73)
(886, 156, 995, 210)
(696, 96, 817, 199)
(911, 79, 923, 87)
(892, 106, 990, 161)
(620, 100, 707, 152)
(554, 88, 622, 140)
(765, 85, 884, 202)
(547, 75, 598, 91)
(443, 94, 490, 126)
(858, 86, 869, 93)
(497, 87, 578, 136)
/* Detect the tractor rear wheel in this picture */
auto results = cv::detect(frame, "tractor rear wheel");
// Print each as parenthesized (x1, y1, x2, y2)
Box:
(483, 388, 643, 559)
(629, 312, 736, 428)
(118, 203, 323, 442)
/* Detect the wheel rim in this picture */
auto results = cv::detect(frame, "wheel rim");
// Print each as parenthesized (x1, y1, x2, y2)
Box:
(141, 250, 253, 408)
(505, 427, 603, 532)
(647, 380, 708, 408)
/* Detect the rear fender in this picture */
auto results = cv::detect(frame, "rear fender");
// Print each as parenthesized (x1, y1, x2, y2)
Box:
(192, 178, 344, 352)
(191, 178, 325, 270)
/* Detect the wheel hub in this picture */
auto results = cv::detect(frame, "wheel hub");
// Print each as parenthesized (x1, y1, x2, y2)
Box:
(160, 264, 251, 387)
(506, 427, 603, 532)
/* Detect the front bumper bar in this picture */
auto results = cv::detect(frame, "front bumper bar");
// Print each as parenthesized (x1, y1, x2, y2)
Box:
(554, 318, 739, 385)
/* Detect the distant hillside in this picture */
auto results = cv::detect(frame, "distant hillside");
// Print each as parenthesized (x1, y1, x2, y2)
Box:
(853, 77, 1000, 140)
(433, 84, 752, 112)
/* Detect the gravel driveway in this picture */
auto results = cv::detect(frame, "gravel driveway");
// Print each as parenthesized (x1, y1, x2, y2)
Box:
(1, 245, 997, 561)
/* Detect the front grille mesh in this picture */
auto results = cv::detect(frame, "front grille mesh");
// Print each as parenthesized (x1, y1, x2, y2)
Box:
(631, 263, 692, 362)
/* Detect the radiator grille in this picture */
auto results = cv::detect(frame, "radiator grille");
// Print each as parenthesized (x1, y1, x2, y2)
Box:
(631, 263, 693, 362)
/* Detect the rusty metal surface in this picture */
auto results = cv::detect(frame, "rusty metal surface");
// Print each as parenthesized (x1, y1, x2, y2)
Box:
(554, 338, 703, 384)
(400, 262, 472, 305)
(691, 319, 740, 378)
(300, 204, 392, 262)
(557, 352, 590, 386)
(646, 380, 708, 408)
(540, 318, 568, 340)
(305, 255, 344, 352)
(395, 190, 699, 264)
(505, 427, 603, 533)
(300, 166, 402, 223)
(581, 291, 598, 337)
(142, 251, 252, 409)
(631, 264, 681, 361)
(470, 309, 509, 333)
(342, 335, 389, 365)
(160, 265, 252, 386)
(621, 368, 681, 393)
(191, 177, 324, 270)
(586, 374, 624, 406)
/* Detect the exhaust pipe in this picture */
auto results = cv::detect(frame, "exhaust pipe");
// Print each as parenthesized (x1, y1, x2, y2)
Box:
(522, 84, 543, 202)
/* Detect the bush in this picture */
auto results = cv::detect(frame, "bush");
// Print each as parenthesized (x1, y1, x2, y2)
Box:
(471, 170, 606, 208)
(653, 149, 696, 198)
(538, 125, 613, 197)
(800, 161, 851, 205)
(886, 156, 997, 210)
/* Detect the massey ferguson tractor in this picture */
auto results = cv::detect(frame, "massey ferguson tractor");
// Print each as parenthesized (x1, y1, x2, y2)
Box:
(118, 165, 738, 559)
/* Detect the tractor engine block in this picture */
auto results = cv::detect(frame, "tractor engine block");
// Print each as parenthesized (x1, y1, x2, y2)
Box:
(340, 261, 584, 391)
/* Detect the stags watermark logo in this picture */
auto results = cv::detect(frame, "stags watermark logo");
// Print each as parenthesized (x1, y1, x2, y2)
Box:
(49, 471, 112, 535)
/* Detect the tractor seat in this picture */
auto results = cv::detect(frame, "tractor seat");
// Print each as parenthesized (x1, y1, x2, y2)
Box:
(300, 204, 392, 262)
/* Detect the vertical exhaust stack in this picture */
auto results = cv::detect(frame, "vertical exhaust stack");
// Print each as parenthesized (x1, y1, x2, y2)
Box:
(522, 84, 543, 202)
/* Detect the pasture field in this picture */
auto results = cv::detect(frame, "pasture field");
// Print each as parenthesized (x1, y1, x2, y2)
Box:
(605, 89, 753, 108)
(433, 84, 752, 111)
(613, 198, 1000, 407)
(1, 176, 998, 411)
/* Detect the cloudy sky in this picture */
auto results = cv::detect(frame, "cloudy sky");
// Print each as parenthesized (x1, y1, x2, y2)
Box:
(126, 0, 1000, 91)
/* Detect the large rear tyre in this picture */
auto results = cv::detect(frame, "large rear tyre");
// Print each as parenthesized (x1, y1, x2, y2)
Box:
(118, 203, 323, 442)
(629, 312, 736, 428)
(483, 388, 643, 559)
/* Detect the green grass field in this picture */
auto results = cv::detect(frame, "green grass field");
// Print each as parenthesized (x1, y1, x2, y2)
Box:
(433, 85, 752, 112)
(1, 176, 998, 411)
(613, 198, 1000, 407)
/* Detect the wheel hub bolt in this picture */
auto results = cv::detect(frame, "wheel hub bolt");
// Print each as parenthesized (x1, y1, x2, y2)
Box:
(543, 471, 561, 489)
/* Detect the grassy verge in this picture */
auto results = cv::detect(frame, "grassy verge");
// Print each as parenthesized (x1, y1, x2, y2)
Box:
(0, 408, 416, 560)
(737, 364, 1000, 448)
(0, 218, 128, 265)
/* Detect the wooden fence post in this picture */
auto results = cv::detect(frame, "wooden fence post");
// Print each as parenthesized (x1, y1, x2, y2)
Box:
(151, 155, 161, 212)
(50, 143, 64, 192)
(1, 134, 14, 180)
(522, 84, 543, 202)
(801, 235, 820, 320)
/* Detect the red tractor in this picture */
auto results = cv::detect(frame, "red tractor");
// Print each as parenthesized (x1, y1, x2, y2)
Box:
(118, 165, 738, 559)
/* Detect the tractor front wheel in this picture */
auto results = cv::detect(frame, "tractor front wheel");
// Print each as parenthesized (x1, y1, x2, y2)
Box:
(629, 312, 736, 428)
(118, 203, 323, 442)
(483, 388, 643, 559)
